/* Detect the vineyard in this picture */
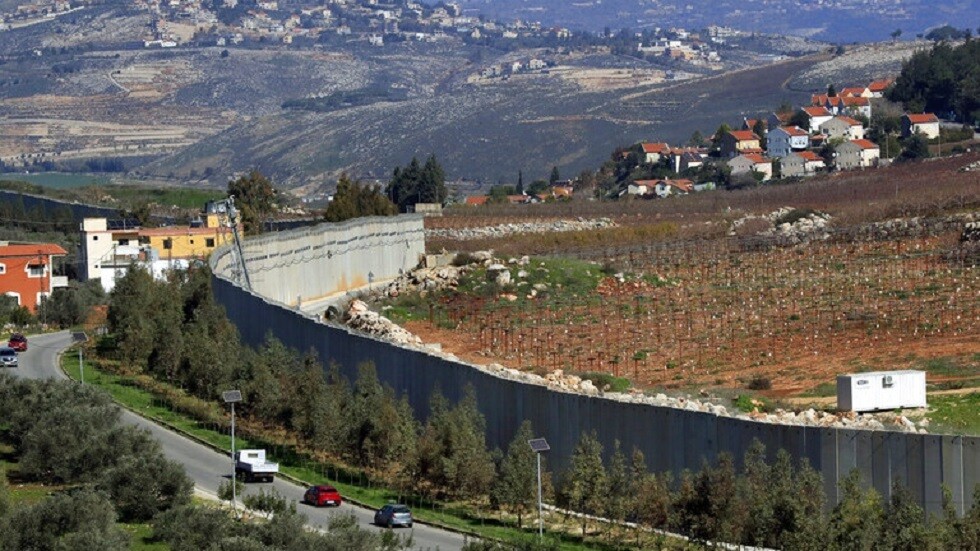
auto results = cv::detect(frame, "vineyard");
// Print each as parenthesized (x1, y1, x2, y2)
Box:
(399, 228, 979, 396)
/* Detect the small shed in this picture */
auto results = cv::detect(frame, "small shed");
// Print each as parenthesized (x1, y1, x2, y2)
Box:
(836, 370, 926, 413)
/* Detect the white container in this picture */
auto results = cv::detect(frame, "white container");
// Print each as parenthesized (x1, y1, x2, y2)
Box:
(837, 370, 927, 412)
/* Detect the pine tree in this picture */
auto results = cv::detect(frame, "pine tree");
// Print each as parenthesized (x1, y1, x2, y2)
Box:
(564, 431, 606, 536)
(492, 420, 537, 527)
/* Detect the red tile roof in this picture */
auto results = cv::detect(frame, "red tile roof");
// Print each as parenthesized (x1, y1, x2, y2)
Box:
(728, 130, 759, 141)
(798, 151, 823, 162)
(641, 142, 670, 154)
(777, 125, 808, 136)
(851, 139, 879, 150)
(802, 106, 832, 117)
(742, 153, 769, 164)
(868, 79, 893, 92)
(465, 196, 488, 205)
(836, 116, 863, 126)
(842, 96, 869, 107)
(905, 113, 939, 124)
(811, 94, 829, 105)
(0, 243, 67, 257)
(840, 87, 868, 97)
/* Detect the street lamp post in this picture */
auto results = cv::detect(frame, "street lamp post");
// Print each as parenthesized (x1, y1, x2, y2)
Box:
(72, 332, 88, 384)
(222, 390, 243, 513)
(528, 437, 551, 540)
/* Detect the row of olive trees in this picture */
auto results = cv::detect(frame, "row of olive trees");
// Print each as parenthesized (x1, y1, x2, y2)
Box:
(0, 374, 192, 549)
(101, 265, 980, 550)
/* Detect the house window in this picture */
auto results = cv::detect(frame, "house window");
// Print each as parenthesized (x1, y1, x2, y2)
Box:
(92, 235, 99, 241)
(27, 264, 44, 277)
(189, 239, 195, 245)
(163, 239, 173, 250)
(206, 238, 215, 247)
(0, 263, 5, 275)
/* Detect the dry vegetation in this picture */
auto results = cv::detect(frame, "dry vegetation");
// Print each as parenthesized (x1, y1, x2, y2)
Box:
(412, 154, 980, 397)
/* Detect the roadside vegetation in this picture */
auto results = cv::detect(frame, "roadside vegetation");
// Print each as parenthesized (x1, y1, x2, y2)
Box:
(59, 262, 980, 550)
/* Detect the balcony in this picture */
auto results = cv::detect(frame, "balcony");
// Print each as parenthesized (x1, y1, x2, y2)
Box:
(50, 276, 68, 288)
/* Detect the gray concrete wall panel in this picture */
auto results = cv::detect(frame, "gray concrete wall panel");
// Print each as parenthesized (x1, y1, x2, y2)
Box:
(209, 218, 978, 515)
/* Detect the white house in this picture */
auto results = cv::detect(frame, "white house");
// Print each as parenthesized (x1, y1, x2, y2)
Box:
(902, 113, 940, 139)
(836, 139, 880, 170)
(641, 142, 671, 164)
(766, 126, 809, 158)
(802, 106, 833, 134)
(728, 153, 772, 181)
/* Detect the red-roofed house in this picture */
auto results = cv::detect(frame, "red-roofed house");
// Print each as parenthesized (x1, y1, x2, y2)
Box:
(641, 142, 671, 163)
(781, 150, 826, 178)
(652, 178, 694, 197)
(727, 153, 773, 181)
(627, 179, 657, 196)
(840, 86, 871, 98)
(868, 79, 893, 98)
(901, 113, 940, 139)
(465, 195, 489, 206)
(0, 242, 68, 312)
(720, 130, 761, 157)
(836, 139, 880, 170)
(819, 115, 865, 140)
(840, 96, 872, 119)
(801, 106, 833, 133)
(766, 126, 809, 158)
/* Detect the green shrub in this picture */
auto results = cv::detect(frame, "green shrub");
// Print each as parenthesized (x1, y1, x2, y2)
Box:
(576, 371, 631, 393)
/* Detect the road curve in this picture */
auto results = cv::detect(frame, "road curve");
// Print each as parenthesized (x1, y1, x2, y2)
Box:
(13, 331, 467, 551)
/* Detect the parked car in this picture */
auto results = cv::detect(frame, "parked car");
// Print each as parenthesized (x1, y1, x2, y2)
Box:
(8, 333, 27, 352)
(374, 504, 412, 528)
(0, 347, 18, 367)
(303, 485, 343, 507)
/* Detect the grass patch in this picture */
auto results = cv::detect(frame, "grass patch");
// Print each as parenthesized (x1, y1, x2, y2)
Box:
(575, 371, 631, 393)
(802, 382, 837, 397)
(926, 393, 980, 436)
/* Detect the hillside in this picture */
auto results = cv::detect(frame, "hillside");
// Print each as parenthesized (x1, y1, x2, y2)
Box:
(138, 53, 824, 190)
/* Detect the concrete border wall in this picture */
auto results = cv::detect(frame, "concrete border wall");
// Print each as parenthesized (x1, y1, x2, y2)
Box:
(210, 217, 979, 516)
(212, 215, 424, 308)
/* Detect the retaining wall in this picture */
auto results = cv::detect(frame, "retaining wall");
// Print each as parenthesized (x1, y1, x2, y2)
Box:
(211, 216, 979, 516)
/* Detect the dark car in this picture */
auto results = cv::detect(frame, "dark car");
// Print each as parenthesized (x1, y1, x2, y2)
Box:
(374, 504, 412, 528)
(7, 333, 26, 352)
(0, 347, 18, 367)
(303, 485, 342, 507)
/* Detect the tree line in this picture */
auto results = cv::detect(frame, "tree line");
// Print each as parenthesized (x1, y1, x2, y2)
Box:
(888, 39, 980, 125)
(95, 264, 980, 550)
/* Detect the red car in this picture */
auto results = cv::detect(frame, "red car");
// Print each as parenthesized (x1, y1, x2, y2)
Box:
(304, 485, 342, 507)
(7, 333, 26, 352)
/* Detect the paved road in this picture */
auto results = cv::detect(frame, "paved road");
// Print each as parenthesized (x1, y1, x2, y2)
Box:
(14, 331, 466, 551)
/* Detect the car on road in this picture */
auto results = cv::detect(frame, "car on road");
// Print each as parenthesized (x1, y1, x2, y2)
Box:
(303, 485, 343, 507)
(0, 347, 18, 367)
(374, 504, 412, 528)
(8, 333, 27, 352)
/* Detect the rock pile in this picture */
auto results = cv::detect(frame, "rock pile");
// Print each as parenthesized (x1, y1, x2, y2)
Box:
(343, 300, 422, 346)
(426, 217, 615, 240)
(730, 207, 832, 244)
(959, 160, 980, 172)
(379, 265, 466, 298)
